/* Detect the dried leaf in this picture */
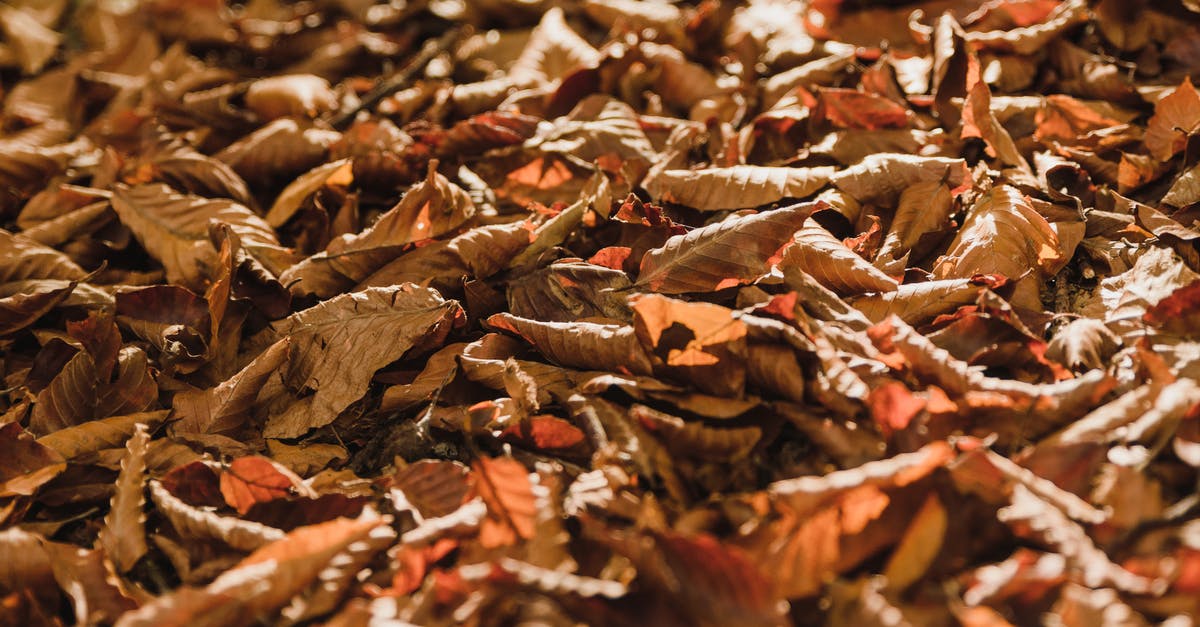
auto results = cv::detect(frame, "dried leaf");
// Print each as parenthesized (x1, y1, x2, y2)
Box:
(281, 165, 476, 297)
(782, 219, 898, 295)
(644, 165, 834, 211)
(488, 312, 653, 376)
(111, 184, 286, 289)
(170, 338, 290, 436)
(245, 74, 337, 120)
(471, 457, 537, 548)
(0, 422, 66, 497)
(149, 480, 286, 552)
(636, 201, 821, 294)
(98, 423, 150, 573)
(252, 285, 462, 438)
(1145, 77, 1200, 162)
(997, 484, 1163, 594)
(934, 185, 1061, 286)
(219, 456, 296, 515)
(631, 294, 748, 397)
(830, 154, 969, 206)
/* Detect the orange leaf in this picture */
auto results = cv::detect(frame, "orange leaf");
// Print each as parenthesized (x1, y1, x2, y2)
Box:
(470, 457, 537, 548)
(1145, 77, 1200, 161)
(501, 415, 587, 451)
(220, 457, 295, 515)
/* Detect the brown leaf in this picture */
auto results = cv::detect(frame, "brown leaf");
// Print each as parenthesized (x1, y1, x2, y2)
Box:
(631, 294, 748, 397)
(507, 259, 633, 322)
(849, 279, 988, 326)
(245, 74, 338, 121)
(281, 164, 476, 297)
(0, 528, 57, 607)
(636, 201, 821, 294)
(631, 404, 761, 462)
(962, 63, 1027, 170)
(116, 285, 211, 371)
(379, 342, 464, 413)
(781, 219, 898, 295)
(933, 185, 1061, 285)
(43, 542, 137, 623)
(98, 423, 150, 573)
(264, 158, 352, 228)
(356, 221, 530, 292)
(219, 456, 298, 515)
(1047, 318, 1121, 371)
(0, 228, 87, 282)
(170, 338, 290, 436)
(37, 411, 168, 461)
(1145, 77, 1200, 162)
(0, 422, 65, 497)
(111, 184, 287, 289)
(644, 165, 834, 211)
(150, 479, 285, 551)
(882, 494, 947, 591)
(0, 5, 60, 75)
(391, 460, 471, 520)
(746, 441, 951, 598)
(125, 512, 387, 624)
(815, 88, 911, 130)
(471, 457, 537, 548)
(997, 484, 1163, 594)
(873, 180, 955, 273)
(830, 154, 969, 206)
(1162, 162, 1200, 209)
(252, 285, 462, 438)
(0, 278, 78, 336)
(28, 348, 97, 435)
(487, 312, 654, 376)
(506, 170, 611, 270)
(215, 118, 341, 183)
(509, 7, 601, 86)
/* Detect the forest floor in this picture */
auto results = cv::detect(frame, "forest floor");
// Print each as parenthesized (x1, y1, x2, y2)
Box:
(3, 0, 1200, 625)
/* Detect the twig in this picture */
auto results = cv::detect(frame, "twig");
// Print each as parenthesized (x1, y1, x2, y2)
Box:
(328, 26, 466, 130)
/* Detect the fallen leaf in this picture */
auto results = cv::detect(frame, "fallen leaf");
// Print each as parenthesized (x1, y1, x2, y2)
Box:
(644, 165, 834, 211)
(251, 285, 462, 438)
(98, 423, 150, 573)
(1145, 77, 1200, 161)
(636, 201, 822, 294)
(219, 456, 297, 515)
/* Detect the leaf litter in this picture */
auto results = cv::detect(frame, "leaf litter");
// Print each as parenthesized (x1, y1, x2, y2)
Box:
(2, 0, 1200, 625)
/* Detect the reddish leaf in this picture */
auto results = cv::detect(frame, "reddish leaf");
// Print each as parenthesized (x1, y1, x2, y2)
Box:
(219, 457, 296, 515)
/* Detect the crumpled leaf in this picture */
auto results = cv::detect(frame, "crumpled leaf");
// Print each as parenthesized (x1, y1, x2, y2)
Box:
(251, 285, 462, 438)
(1047, 318, 1121, 371)
(851, 278, 989, 325)
(488, 312, 654, 376)
(281, 164, 476, 297)
(149, 480, 285, 552)
(122, 511, 387, 625)
(631, 294, 748, 397)
(471, 457, 537, 548)
(111, 184, 288, 289)
(170, 338, 290, 436)
(830, 154, 969, 206)
(782, 219, 898, 295)
(98, 423, 150, 573)
(997, 484, 1163, 595)
(636, 201, 821, 294)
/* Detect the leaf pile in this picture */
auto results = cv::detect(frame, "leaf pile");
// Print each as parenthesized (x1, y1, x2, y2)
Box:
(4, 0, 1200, 624)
